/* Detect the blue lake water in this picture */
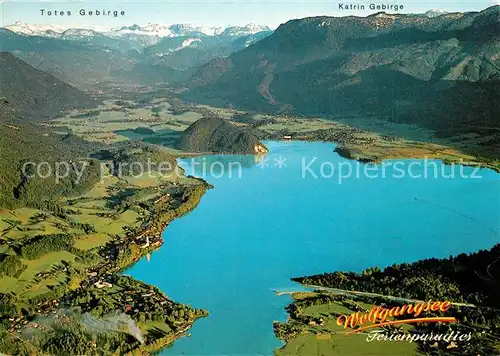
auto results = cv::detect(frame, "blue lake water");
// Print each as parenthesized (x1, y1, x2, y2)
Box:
(126, 141, 500, 355)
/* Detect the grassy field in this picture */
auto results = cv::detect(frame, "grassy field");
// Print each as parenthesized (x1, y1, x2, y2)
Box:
(277, 332, 419, 356)
(0, 251, 76, 296)
(74, 233, 111, 250)
(48, 99, 202, 146)
(275, 292, 421, 356)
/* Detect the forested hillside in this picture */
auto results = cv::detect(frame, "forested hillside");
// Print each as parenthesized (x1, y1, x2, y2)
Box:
(0, 52, 97, 119)
(177, 117, 268, 154)
(0, 117, 103, 209)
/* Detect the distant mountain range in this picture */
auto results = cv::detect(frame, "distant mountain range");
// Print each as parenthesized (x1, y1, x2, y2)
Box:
(110, 23, 271, 38)
(4, 22, 271, 46)
(184, 6, 500, 158)
(0, 22, 273, 86)
(1, 7, 498, 160)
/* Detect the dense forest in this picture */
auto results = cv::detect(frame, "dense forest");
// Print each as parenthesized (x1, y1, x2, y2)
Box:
(18, 234, 75, 260)
(0, 116, 103, 209)
(293, 244, 500, 308)
(177, 116, 268, 154)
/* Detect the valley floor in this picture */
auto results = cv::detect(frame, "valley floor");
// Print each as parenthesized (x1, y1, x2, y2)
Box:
(47, 90, 499, 173)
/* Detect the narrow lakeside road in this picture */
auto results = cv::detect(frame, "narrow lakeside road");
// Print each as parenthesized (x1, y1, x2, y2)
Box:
(277, 285, 493, 309)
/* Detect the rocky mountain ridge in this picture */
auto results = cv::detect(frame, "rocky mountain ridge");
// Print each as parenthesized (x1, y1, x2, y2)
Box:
(183, 6, 500, 158)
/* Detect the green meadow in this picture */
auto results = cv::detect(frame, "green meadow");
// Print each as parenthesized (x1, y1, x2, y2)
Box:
(275, 292, 420, 356)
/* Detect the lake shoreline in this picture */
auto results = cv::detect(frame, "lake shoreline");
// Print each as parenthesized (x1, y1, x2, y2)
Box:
(126, 140, 500, 350)
(107, 179, 212, 354)
(263, 134, 499, 173)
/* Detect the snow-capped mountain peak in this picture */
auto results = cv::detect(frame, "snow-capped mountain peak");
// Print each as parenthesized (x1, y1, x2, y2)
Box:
(4, 21, 66, 37)
(220, 23, 272, 37)
(108, 24, 170, 37)
(4, 21, 271, 39)
(61, 28, 100, 38)
(107, 23, 229, 38)
(3, 21, 273, 48)
(425, 9, 449, 17)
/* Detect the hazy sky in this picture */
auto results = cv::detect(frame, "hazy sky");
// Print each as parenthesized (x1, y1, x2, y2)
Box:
(1, 0, 498, 29)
